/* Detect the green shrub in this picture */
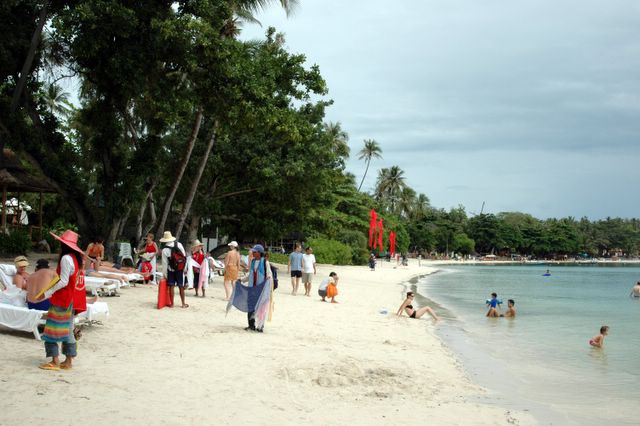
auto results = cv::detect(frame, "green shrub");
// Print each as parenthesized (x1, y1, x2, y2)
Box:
(266, 251, 288, 265)
(0, 230, 32, 256)
(307, 237, 353, 265)
(336, 230, 369, 265)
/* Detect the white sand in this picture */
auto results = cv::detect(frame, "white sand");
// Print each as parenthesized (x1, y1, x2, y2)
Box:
(0, 258, 536, 425)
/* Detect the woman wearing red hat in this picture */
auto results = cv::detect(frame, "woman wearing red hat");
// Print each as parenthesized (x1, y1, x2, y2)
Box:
(38, 230, 87, 371)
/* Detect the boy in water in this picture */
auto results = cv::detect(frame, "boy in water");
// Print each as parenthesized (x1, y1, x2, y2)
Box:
(486, 292, 501, 317)
(500, 299, 516, 317)
(589, 325, 609, 348)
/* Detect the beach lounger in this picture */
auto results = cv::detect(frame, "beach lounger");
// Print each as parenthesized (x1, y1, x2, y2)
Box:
(84, 277, 119, 296)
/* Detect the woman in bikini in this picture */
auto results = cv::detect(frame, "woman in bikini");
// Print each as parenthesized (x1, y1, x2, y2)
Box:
(396, 291, 439, 320)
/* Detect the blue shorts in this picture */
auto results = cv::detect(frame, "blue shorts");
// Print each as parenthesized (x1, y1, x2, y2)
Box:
(167, 270, 185, 287)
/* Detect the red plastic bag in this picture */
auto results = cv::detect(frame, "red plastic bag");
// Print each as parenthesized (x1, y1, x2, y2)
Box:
(157, 278, 173, 309)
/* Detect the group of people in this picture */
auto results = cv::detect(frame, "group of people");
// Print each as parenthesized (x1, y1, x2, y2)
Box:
(485, 292, 516, 318)
(286, 244, 339, 303)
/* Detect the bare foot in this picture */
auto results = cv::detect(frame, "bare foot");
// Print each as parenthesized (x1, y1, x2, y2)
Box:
(181, 304, 189, 308)
(331, 301, 339, 303)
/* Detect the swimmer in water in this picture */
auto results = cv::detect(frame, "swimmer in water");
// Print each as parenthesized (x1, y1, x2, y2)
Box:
(500, 299, 516, 317)
(589, 325, 609, 348)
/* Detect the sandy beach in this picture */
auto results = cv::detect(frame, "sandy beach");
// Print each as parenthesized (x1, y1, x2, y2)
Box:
(0, 257, 535, 425)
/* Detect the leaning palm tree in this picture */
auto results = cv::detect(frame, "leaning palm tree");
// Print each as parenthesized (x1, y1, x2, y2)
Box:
(357, 139, 382, 192)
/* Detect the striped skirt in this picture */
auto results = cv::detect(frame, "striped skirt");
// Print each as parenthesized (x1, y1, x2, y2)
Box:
(42, 303, 74, 343)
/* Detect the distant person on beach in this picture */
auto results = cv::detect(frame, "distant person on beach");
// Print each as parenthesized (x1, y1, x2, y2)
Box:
(369, 254, 376, 271)
(160, 231, 188, 308)
(288, 243, 303, 295)
(190, 239, 206, 297)
(301, 247, 316, 297)
(486, 292, 501, 317)
(85, 236, 105, 266)
(589, 326, 609, 348)
(223, 241, 241, 301)
(140, 232, 159, 283)
(396, 291, 439, 320)
(630, 281, 640, 298)
(318, 272, 339, 303)
(500, 299, 516, 317)
(13, 256, 29, 290)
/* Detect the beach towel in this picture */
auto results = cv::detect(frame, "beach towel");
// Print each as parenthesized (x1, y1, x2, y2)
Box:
(226, 279, 272, 330)
(0, 264, 17, 291)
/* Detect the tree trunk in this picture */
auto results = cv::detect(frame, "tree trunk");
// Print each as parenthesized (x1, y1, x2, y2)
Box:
(135, 179, 158, 242)
(155, 108, 203, 236)
(357, 158, 371, 192)
(187, 214, 200, 246)
(10, 2, 49, 113)
(174, 120, 218, 240)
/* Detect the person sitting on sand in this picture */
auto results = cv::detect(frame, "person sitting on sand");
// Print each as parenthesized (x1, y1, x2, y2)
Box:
(589, 325, 609, 348)
(396, 291, 439, 320)
(13, 256, 30, 290)
(630, 281, 640, 298)
(500, 299, 516, 317)
(486, 292, 501, 317)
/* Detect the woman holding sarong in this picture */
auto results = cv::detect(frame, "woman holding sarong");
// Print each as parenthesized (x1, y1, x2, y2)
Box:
(38, 230, 86, 371)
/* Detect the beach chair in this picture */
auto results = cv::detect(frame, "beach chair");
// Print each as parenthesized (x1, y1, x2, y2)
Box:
(84, 276, 119, 296)
(118, 242, 134, 267)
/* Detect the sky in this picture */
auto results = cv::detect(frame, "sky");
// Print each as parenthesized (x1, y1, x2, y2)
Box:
(241, 0, 640, 220)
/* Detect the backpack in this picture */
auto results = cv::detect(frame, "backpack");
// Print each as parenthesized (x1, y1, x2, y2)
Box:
(169, 244, 186, 271)
(256, 259, 279, 290)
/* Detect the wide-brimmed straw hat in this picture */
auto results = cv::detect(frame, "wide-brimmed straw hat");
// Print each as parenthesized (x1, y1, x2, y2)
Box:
(192, 239, 203, 248)
(228, 241, 238, 248)
(50, 230, 83, 254)
(14, 255, 29, 267)
(159, 231, 176, 243)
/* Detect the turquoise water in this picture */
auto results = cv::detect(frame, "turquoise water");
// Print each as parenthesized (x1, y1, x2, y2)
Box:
(417, 265, 640, 425)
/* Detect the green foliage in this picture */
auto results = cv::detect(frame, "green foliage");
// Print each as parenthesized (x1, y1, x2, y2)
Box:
(266, 251, 288, 265)
(0, 230, 31, 256)
(307, 238, 353, 265)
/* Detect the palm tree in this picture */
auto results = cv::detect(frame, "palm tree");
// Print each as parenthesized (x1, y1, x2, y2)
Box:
(42, 83, 73, 117)
(222, 0, 299, 36)
(375, 165, 407, 212)
(324, 121, 350, 159)
(357, 139, 382, 192)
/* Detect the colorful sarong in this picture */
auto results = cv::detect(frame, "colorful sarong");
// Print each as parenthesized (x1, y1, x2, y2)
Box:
(226, 279, 272, 329)
(42, 303, 74, 343)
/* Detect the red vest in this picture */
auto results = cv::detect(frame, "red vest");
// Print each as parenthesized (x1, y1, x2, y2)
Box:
(51, 255, 87, 313)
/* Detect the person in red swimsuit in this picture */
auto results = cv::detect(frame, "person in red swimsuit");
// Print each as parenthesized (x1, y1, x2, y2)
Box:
(191, 239, 206, 297)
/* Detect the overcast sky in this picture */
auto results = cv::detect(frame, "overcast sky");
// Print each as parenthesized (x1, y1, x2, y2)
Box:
(241, 0, 640, 219)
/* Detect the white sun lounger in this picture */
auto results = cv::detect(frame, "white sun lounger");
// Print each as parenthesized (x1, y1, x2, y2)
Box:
(84, 277, 119, 296)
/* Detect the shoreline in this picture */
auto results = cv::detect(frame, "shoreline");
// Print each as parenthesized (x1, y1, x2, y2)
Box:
(0, 256, 535, 425)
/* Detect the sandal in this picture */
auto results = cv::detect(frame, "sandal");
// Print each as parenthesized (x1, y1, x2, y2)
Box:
(39, 362, 60, 371)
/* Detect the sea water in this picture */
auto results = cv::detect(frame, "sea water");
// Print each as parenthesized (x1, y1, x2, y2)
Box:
(416, 264, 640, 425)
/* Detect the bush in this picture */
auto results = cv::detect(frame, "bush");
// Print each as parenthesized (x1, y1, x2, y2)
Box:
(266, 251, 288, 265)
(307, 237, 353, 265)
(0, 230, 32, 256)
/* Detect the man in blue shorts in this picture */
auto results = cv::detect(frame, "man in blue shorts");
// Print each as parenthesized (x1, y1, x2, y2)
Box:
(288, 243, 303, 295)
(160, 231, 188, 308)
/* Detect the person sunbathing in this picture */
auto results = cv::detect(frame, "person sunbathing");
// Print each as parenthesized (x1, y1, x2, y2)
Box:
(396, 291, 439, 320)
(84, 263, 130, 285)
(13, 256, 30, 290)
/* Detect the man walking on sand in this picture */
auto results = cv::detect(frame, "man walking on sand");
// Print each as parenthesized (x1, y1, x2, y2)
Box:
(160, 231, 189, 308)
(301, 246, 316, 297)
(288, 243, 303, 295)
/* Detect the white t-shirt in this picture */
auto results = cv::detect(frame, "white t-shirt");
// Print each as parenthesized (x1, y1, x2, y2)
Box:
(318, 278, 331, 291)
(302, 254, 316, 273)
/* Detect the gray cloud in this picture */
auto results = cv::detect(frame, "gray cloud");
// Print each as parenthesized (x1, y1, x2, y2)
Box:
(243, 0, 640, 219)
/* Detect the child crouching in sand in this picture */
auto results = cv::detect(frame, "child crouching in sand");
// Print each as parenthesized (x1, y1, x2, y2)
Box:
(589, 325, 609, 348)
